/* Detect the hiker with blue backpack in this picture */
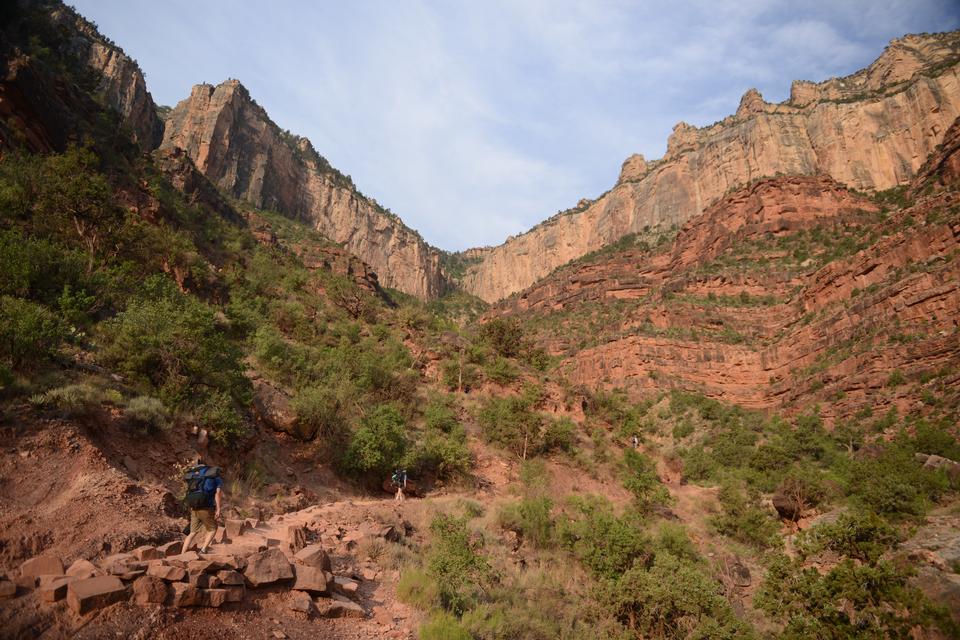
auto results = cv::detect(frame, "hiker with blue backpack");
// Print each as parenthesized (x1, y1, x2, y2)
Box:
(392, 469, 408, 503)
(181, 456, 224, 554)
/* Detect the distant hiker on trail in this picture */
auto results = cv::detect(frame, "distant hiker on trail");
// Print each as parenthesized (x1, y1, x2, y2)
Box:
(392, 469, 408, 503)
(632, 435, 640, 449)
(181, 456, 223, 554)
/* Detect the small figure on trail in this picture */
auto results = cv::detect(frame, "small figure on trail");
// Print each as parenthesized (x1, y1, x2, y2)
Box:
(632, 435, 640, 449)
(392, 469, 408, 503)
(181, 456, 223, 554)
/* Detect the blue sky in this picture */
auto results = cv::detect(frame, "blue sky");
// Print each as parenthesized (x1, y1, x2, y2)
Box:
(72, 0, 959, 251)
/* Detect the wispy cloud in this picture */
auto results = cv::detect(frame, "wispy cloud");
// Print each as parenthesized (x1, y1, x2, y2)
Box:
(73, 0, 960, 250)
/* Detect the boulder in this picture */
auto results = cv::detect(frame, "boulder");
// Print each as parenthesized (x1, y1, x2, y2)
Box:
(225, 519, 247, 538)
(146, 562, 186, 582)
(201, 588, 228, 607)
(20, 555, 64, 580)
(38, 576, 76, 602)
(166, 551, 200, 567)
(171, 582, 203, 607)
(224, 584, 246, 603)
(132, 546, 163, 561)
(66, 559, 100, 580)
(199, 553, 244, 571)
(294, 544, 332, 572)
(132, 575, 169, 605)
(318, 594, 365, 618)
(254, 380, 317, 440)
(188, 573, 222, 589)
(332, 576, 359, 595)
(291, 565, 328, 595)
(187, 559, 217, 575)
(287, 525, 308, 554)
(288, 589, 314, 615)
(157, 541, 182, 557)
(772, 493, 803, 521)
(0, 580, 16, 599)
(243, 549, 293, 587)
(217, 569, 244, 586)
(66, 576, 127, 615)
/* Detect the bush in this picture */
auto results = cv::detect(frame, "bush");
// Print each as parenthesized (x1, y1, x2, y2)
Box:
(195, 390, 247, 445)
(796, 510, 900, 563)
(498, 496, 554, 548)
(709, 480, 781, 549)
(0, 295, 65, 369)
(441, 358, 480, 393)
(419, 611, 471, 640)
(427, 514, 491, 615)
(397, 567, 440, 610)
(32, 383, 104, 418)
(622, 449, 670, 512)
(124, 396, 170, 432)
(484, 357, 519, 385)
(409, 425, 472, 480)
(424, 395, 459, 432)
(558, 496, 650, 580)
(478, 318, 524, 358)
(604, 552, 756, 640)
(342, 405, 408, 477)
(293, 384, 351, 443)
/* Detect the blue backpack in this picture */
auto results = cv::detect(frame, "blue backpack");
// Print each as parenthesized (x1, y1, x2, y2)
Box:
(184, 465, 220, 509)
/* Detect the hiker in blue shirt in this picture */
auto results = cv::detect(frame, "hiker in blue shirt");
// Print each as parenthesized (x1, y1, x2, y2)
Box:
(182, 456, 224, 554)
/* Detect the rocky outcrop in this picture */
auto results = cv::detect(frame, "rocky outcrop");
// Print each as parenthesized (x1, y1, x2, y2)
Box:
(46, 1, 164, 149)
(461, 31, 960, 302)
(160, 80, 447, 298)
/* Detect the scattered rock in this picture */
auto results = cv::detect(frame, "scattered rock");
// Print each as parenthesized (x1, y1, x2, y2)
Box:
(66, 559, 100, 580)
(287, 525, 308, 554)
(157, 541, 182, 557)
(66, 576, 128, 615)
(291, 565, 328, 594)
(20, 555, 64, 580)
(132, 576, 169, 605)
(171, 582, 203, 607)
(318, 595, 365, 618)
(288, 589, 314, 615)
(132, 546, 163, 561)
(224, 584, 245, 603)
(271, 631, 287, 639)
(188, 573, 222, 589)
(217, 569, 244, 586)
(293, 544, 332, 572)
(225, 519, 247, 538)
(146, 562, 186, 582)
(166, 551, 200, 567)
(332, 576, 359, 595)
(38, 576, 76, 602)
(243, 549, 293, 587)
(187, 559, 217, 575)
(201, 588, 228, 607)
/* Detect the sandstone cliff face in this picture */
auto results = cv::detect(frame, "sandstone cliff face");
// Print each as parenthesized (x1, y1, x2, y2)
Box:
(47, 2, 163, 149)
(160, 80, 447, 299)
(494, 158, 960, 421)
(462, 31, 960, 302)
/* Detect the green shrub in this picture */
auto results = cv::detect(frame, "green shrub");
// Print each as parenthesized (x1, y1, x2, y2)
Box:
(418, 611, 471, 640)
(709, 480, 781, 549)
(424, 395, 459, 432)
(796, 511, 900, 563)
(604, 552, 756, 640)
(124, 396, 170, 432)
(397, 567, 440, 610)
(195, 390, 247, 445)
(843, 444, 948, 518)
(0, 295, 65, 369)
(621, 449, 670, 512)
(441, 358, 480, 392)
(672, 418, 694, 440)
(293, 384, 351, 442)
(478, 318, 524, 358)
(33, 383, 104, 418)
(427, 514, 491, 615)
(409, 425, 472, 480)
(342, 405, 408, 477)
(559, 496, 650, 580)
(542, 416, 576, 453)
(484, 356, 519, 385)
(887, 369, 905, 387)
(498, 496, 554, 548)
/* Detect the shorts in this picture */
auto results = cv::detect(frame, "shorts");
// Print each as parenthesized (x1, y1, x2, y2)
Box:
(190, 508, 217, 535)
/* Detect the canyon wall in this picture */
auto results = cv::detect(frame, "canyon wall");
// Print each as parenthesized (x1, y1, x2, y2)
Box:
(160, 80, 447, 298)
(462, 31, 960, 302)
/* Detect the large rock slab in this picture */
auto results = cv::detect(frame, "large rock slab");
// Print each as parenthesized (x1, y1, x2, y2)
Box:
(20, 555, 64, 579)
(288, 590, 314, 615)
(317, 594, 365, 618)
(132, 546, 163, 561)
(66, 559, 100, 580)
(171, 582, 203, 607)
(132, 575, 169, 605)
(0, 580, 16, 599)
(291, 565, 328, 595)
(146, 562, 186, 582)
(157, 541, 182, 557)
(293, 544, 332, 572)
(243, 549, 293, 587)
(38, 576, 76, 602)
(66, 576, 127, 615)
(202, 588, 228, 607)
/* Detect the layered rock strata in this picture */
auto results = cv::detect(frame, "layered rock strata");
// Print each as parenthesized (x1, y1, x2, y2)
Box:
(160, 80, 447, 298)
(462, 31, 960, 301)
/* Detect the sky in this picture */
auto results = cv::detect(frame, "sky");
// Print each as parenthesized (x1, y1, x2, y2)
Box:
(72, 0, 960, 251)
